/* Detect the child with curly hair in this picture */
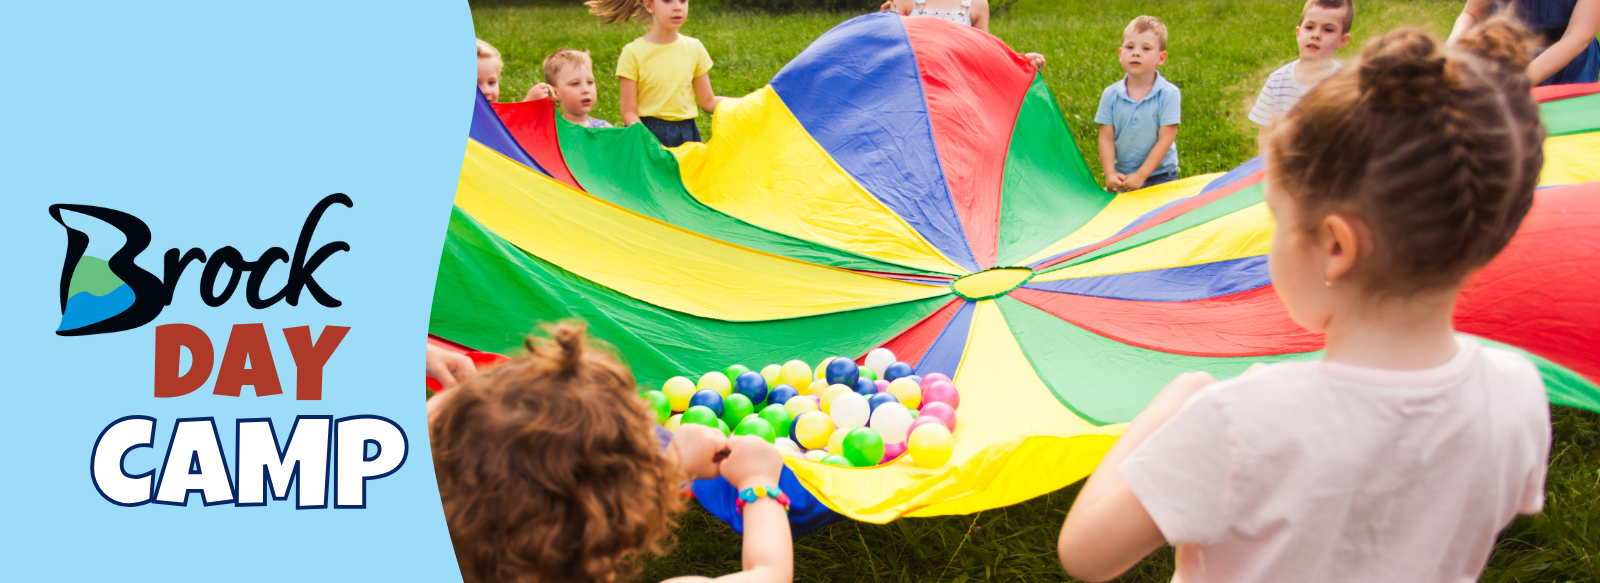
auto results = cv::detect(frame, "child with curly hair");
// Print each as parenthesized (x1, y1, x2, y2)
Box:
(1058, 19, 1551, 583)
(429, 323, 792, 583)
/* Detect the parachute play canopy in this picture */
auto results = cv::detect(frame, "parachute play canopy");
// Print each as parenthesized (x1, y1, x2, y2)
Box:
(432, 13, 1600, 525)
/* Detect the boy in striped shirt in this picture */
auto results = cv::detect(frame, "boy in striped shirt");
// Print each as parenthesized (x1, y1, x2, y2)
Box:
(1251, 0, 1354, 152)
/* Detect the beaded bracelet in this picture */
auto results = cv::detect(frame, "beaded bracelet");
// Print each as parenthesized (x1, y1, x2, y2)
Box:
(735, 485, 791, 514)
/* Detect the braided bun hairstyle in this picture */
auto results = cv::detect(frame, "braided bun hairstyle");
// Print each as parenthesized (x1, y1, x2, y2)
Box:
(431, 322, 683, 583)
(1268, 17, 1545, 295)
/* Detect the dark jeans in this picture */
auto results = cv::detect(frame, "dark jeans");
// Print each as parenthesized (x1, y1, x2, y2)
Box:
(640, 116, 702, 147)
(1144, 169, 1179, 187)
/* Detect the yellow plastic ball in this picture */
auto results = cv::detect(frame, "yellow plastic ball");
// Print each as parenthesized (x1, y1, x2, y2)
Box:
(697, 371, 732, 397)
(777, 360, 812, 391)
(908, 423, 955, 468)
(887, 378, 923, 410)
(664, 414, 683, 433)
(804, 378, 830, 397)
(821, 384, 853, 413)
(662, 376, 696, 412)
(760, 364, 782, 387)
(793, 412, 834, 450)
(785, 395, 819, 417)
(826, 429, 847, 454)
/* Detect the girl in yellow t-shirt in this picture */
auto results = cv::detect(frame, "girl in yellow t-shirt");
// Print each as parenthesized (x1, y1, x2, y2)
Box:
(589, 0, 728, 147)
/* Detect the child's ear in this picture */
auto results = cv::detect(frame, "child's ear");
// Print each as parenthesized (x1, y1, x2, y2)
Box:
(1322, 213, 1362, 284)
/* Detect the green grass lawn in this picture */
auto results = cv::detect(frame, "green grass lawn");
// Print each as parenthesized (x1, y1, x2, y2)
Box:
(470, 1, 1600, 581)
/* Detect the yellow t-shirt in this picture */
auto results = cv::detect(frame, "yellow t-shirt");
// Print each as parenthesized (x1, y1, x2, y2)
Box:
(616, 35, 714, 122)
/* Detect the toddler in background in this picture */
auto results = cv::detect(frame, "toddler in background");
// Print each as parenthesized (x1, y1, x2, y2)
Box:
(1250, 0, 1355, 153)
(429, 323, 792, 583)
(1057, 20, 1551, 583)
(588, 0, 728, 147)
(527, 49, 613, 128)
(1095, 16, 1181, 193)
(476, 38, 503, 103)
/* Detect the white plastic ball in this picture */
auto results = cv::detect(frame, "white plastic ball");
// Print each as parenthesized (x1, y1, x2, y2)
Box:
(869, 402, 914, 444)
(864, 348, 896, 379)
(829, 391, 870, 430)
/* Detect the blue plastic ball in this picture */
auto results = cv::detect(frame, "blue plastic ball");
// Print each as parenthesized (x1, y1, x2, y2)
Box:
(734, 371, 769, 405)
(902, 374, 922, 388)
(854, 378, 878, 396)
(825, 357, 861, 387)
(884, 361, 915, 382)
(766, 384, 799, 409)
(867, 392, 900, 413)
(688, 390, 725, 417)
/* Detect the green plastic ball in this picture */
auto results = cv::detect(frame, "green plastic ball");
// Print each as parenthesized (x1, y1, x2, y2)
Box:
(718, 419, 731, 436)
(821, 454, 853, 467)
(842, 427, 886, 468)
(858, 366, 877, 382)
(643, 391, 671, 424)
(758, 404, 793, 437)
(734, 417, 778, 443)
(682, 405, 719, 429)
(721, 393, 756, 427)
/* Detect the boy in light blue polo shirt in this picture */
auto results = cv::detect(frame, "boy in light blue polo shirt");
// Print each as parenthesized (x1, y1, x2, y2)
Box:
(1095, 15, 1181, 193)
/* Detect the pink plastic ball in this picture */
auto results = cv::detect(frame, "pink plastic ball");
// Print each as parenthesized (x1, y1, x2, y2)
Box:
(874, 379, 889, 392)
(907, 416, 947, 437)
(922, 380, 960, 410)
(881, 440, 908, 464)
(919, 372, 950, 392)
(919, 401, 957, 431)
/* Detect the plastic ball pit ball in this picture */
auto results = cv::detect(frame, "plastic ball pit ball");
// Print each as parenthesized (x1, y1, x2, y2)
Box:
(858, 366, 877, 382)
(919, 373, 950, 392)
(842, 427, 885, 467)
(907, 423, 954, 468)
(766, 384, 799, 409)
(919, 401, 957, 431)
(824, 357, 860, 386)
(830, 391, 870, 430)
(760, 364, 782, 387)
(866, 392, 900, 414)
(883, 361, 914, 382)
(821, 384, 853, 412)
(718, 419, 730, 436)
(804, 449, 829, 462)
(698, 372, 733, 397)
(923, 380, 961, 410)
(776, 437, 804, 457)
(664, 414, 683, 432)
(723, 364, 749, 385)
(826, 429, 848, 454)
(734, 371, 769, 405)
(868, 402, 914, 444)
(881, 440, 907, 464)
(663, 376, 696, 411)
(815, 356, 835, 380)
(777, 360, 812, 390)
(863, 348, 896, 379)
(734, 417, 777, 443)
(688, 390, 725, 417)
(720, 393, 755, 427)
(886, 378, 922, 409)
(907, 415, 946, 437)
(874, 379, 889, 393)
(784, 395, 819, 417)
(643, 391, 671, 423)
(682, 405, 719, 429)
(853, 378, 878, 396)
(759, 404, 793, 437)
(792, 411, 833, 450)
(821, 454, 853, 467)
(805, 379, 830, 397)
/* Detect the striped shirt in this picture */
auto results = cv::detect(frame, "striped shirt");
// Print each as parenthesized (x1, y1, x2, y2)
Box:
(1248, 60, 1343, 126)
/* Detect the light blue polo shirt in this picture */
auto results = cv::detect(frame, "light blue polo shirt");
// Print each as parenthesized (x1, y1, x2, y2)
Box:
(1094, 71, 1181, 176)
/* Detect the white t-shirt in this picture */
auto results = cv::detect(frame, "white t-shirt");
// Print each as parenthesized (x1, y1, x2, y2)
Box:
(1121, 337, 1551, 583)
(1248, 60, 1343, 126)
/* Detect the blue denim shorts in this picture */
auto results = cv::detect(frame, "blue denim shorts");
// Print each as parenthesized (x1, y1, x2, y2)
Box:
(640, 116, 702, 148)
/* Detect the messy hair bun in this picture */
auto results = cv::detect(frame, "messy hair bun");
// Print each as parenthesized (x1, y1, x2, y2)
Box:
(1269, 17, 1545, 295)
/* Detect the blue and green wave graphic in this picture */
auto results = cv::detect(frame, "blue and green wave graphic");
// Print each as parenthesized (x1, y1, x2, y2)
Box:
(58, 255, 134, 331)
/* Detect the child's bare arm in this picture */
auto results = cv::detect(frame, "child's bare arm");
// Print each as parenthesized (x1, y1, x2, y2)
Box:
(1097, 125, 1124, 191)
(1057, 372, 1214, 581)
(970, 0, 990, 32)
(1257, 123, 1273, 157)
(662, 436, 792, 583)
(693, 74, 726, 115)
(619, 77, 642, 126)
(879, 0, 912, 16)
(1124, 125, 1178, 191)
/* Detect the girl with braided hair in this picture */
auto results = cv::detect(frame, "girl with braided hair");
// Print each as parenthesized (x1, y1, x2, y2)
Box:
(1057, 18, 1551, 583)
